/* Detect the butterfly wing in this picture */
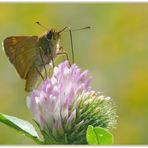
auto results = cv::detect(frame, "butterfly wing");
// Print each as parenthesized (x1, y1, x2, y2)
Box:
(3, 36, 28, 67)
(25, 66, 43, 92)
(15, 36, 40, 79)
(3, 36, 44, 91)
(3, 36, 39, 78)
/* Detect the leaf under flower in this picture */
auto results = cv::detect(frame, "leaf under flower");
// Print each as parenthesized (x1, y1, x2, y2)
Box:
(0, 113, 42, 144)
(86, 125, 113, 145)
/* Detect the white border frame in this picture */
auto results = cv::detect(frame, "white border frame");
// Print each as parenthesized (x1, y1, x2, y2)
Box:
(0, 0, 148, 2)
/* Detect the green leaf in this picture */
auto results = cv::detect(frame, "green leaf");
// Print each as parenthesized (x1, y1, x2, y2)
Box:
(0, 113, 42, 144)
(86, 125, 113, 145)
(86, 125, 98, 144)
(94, 127, 113, 144)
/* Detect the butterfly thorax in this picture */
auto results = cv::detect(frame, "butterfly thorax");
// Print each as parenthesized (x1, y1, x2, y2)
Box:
(38, 30, 60, 64)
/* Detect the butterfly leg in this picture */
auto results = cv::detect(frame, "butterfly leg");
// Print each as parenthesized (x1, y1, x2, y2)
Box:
(39, 47, 47, 79)
(35, 67, 44, 80)
(59, 46, 66, 61)
(50, 55, 55, 68)
(56, 51, 71, 66)
(59, 27, 75, 64)
(68, 28, 75, 64)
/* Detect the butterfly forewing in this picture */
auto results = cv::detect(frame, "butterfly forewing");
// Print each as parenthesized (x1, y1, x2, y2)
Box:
(3, 36, 43, 91)
(4, 36, 39, 78)
(4, 36, 29, 65)
(14, 36, 39, 79)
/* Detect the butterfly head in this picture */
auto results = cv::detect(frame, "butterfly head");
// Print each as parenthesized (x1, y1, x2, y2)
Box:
(46, 29, 60, 41)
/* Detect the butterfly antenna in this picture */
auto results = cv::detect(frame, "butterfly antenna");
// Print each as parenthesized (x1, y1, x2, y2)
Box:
(58, 26, 68, 33)
(71, 26, 91, 31)
(59, 26, 91, 33)
(36, 21, 49, 31)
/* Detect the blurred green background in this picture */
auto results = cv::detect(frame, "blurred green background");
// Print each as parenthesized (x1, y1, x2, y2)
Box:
(0, 3, 148, 144)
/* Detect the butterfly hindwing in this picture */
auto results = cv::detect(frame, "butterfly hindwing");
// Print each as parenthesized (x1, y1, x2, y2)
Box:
(25, 66, 43, 92)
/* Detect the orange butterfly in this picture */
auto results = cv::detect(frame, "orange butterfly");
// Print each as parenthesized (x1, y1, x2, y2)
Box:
(3, 22, 69, 92)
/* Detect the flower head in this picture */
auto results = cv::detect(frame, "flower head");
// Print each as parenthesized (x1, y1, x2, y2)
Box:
(27, 60, 117, 144)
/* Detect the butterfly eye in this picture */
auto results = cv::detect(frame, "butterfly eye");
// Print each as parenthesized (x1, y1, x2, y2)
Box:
(46, 31, 52, 40)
